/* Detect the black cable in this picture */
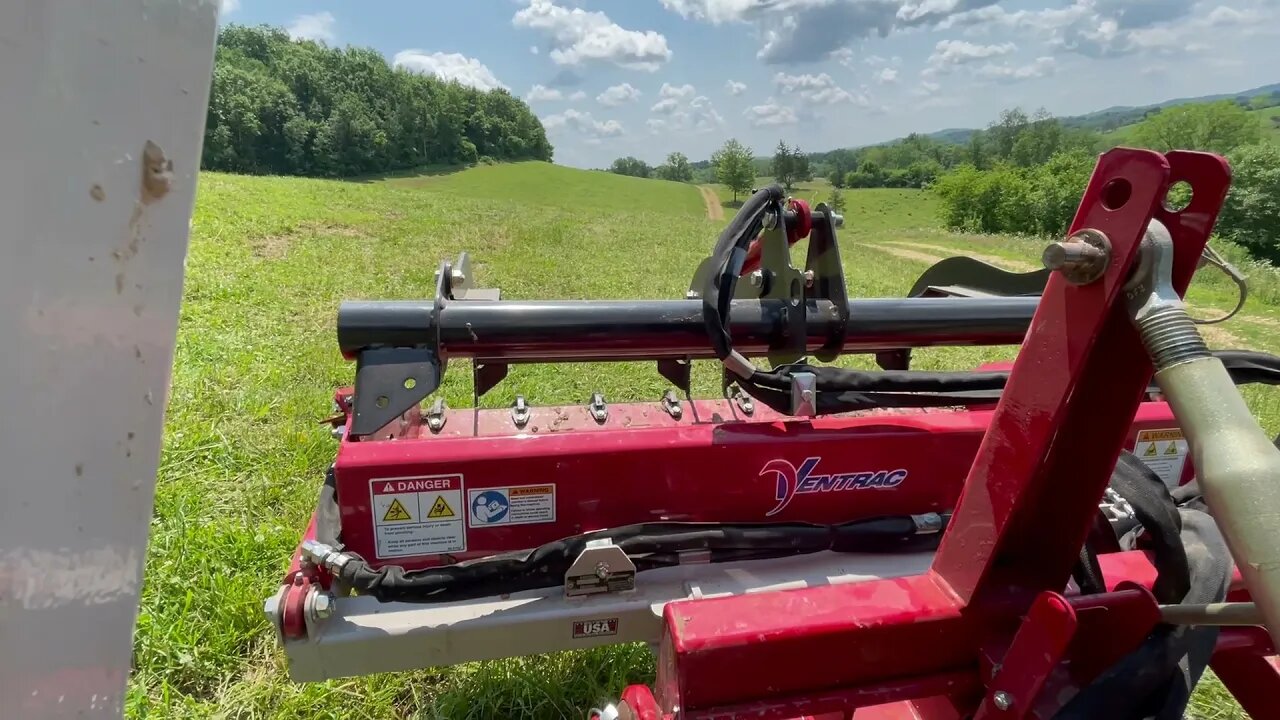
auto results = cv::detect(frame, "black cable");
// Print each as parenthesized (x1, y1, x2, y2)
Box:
(729, 350, 1280, 416)
(336, 515, 946, 604)
(1111, 453, 1189, 603)
(702, 185, 784, 369)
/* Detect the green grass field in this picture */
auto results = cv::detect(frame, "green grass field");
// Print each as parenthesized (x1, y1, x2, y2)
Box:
(130, 160, 1279, 718)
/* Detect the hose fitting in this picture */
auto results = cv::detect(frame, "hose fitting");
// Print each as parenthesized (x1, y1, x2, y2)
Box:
(301, 539, 352, 574)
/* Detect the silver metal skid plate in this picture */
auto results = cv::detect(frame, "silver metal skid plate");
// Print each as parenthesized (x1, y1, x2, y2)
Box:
(283, 550, 936, 681)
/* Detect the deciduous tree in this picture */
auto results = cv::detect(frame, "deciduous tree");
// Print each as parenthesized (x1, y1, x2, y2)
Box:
(713, 139, 755, 203)
(1132, 101, 1262, 155)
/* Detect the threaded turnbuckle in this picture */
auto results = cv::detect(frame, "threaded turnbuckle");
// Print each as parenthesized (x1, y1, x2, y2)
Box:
(1137, 304, 1209, 371)
(1125, 220, 1209, 371)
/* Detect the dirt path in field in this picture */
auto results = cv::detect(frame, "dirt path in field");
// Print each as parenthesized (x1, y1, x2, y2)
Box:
(699, 185, 725, 221)
(881, 241, 1038, 272)
(872, 245, 950, 266)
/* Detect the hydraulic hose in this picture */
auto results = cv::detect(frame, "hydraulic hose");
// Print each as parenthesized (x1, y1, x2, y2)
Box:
(305, 514, 948, 604)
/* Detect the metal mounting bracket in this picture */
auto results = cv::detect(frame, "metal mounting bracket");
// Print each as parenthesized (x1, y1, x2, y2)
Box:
(565, 539, 636, 597)
(349, 259, 454, 436)
(588, 393, 609, 423)
(511, 395, 530, 429)
(760, 201, 807, 366)
(805, 202, 849, 362)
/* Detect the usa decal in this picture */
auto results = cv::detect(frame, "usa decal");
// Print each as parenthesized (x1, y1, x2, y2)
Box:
(573, 618, 619, 639)
(762, 457, 908, 516)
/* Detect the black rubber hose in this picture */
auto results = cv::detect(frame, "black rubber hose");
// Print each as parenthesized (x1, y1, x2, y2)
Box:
(732, 350, 1280, 416)
(1111, 453, 1189, 603)
(702, 185, 785, 366)
(336, 515, 945, 604)
(1054, 455, 1232, 719)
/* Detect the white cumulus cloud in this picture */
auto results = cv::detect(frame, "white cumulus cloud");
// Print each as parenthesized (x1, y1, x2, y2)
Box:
(542, 108, 625, 143)
(569, 90, 587, 101)
(513, 0, 672, 71)
(651, 83, 697, 113)
(648, 85, 724, 133)
(876, 67, 899, 84)
(658, 0, 999, 64)
(928, 39, 1016, 68)
(744, 98, 798, 127)
(725, 79, 747, 96)
(393, 51, 508, 92)
(219, 0, 240, 15)
(597, 83, 642, 106)
(773, 72, 859, 105)
(526, 84, 563, 102)
(975, 56, 1056, 81)
(287, 11, 336, 43)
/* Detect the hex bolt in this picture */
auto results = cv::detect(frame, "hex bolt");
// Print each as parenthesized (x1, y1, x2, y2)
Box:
(803, 270, 815, 288)
(308, 591, 335, 622)
(595, 561, 611, 580)
(748, 270, 764, 288)
(1042, 229, 1111, 285)
(992, 691, 1013, 711)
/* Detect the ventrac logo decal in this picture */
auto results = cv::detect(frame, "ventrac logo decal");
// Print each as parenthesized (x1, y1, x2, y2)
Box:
(762, 457, 908, 516)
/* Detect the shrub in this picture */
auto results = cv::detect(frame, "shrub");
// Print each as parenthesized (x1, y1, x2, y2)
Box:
(1218, 143, 1280, 263)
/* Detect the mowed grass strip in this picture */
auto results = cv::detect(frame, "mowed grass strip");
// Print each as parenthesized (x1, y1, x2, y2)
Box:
(132, 165, 1272, 718)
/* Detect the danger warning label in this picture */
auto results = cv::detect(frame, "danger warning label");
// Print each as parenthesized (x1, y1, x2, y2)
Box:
(370, 475, 465, 558)
(1135, 428, 1188, 489)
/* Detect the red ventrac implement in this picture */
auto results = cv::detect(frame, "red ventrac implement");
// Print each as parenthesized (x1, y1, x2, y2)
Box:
(268, 148, 1280, 719)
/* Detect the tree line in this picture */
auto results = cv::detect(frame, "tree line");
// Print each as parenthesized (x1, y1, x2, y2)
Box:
(608, 152, 694, 182)
(932, 100, 1279, 262)
(203, 25, 553, 177)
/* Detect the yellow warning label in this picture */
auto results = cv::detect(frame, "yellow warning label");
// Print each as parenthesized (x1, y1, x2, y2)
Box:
(1137, 429, 1183, 442)
(383, 499, 413, 522)
(1143, 443, 1158, 457)
(1164, 442, 1179, 455)
(427, 495, 455, 519)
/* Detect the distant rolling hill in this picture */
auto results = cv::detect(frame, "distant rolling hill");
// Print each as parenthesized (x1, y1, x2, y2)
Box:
(735, 81, 1280, 169)
(909, 81, 1280, 146)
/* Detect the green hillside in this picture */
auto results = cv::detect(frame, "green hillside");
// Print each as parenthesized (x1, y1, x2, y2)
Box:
(914, 81, 1280, 147)
(383, 160, 704, 215)
(1103, 105, 1280, 147)
(1258, 105, 1280, 140)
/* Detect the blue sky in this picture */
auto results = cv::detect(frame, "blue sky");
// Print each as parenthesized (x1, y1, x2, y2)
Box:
(218, 0, 1280, 168)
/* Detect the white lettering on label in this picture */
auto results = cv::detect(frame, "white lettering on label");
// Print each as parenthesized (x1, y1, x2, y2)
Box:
(382, 478, 454, 494)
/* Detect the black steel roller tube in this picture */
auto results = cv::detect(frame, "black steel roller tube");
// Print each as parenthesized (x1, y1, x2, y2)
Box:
(338, 296, 1035, 362)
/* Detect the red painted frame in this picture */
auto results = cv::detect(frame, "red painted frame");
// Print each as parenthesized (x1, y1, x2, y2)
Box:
(611, 150, 1276, 719)
(331, 400, 1188, 570)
